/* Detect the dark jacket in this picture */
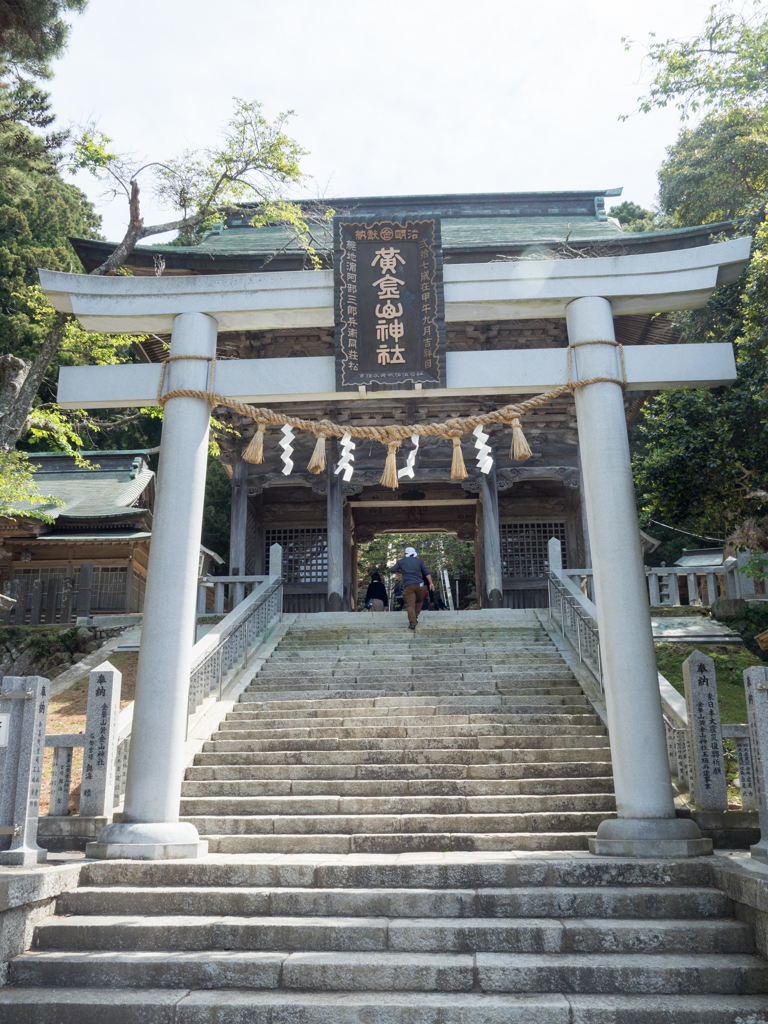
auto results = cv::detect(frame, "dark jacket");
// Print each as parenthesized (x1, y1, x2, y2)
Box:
(365, 580, 388, 604)
(391, 556, 431, 588)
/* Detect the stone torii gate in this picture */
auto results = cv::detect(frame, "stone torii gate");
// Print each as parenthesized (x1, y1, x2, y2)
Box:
(40, 237, 749, 860)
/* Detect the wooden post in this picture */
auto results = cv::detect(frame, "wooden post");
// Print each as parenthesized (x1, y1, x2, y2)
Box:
(474, 499, 485, 609)
(28, 578, 43, 626)
(351, 522, 359, 612)
(125, 556, 135, 614)
(44, 577, 58, 625)
(59, 577, 75, 625)
(229, 459, 248, 607)
(327, 442, 344, 612)
(480, 455, 503, 609)
(76, 563, 94, 621)
(14, 579, 29, 626)
(343, 503, 352, 613)
(1, 580, 17, 626)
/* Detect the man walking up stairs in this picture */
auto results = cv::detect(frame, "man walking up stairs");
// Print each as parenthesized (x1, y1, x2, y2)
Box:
(2, 610, 768, 1022)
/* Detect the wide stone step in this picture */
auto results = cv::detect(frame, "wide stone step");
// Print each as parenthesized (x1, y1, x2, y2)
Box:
(222, 712, 599, 730)
(239, 692, 589, 710)
(204, 735, 611, 753)
(249, 670, 578, 682)
(181, 776, 615, 797)
(475, 951, 768, 994)
(55, 885, 733, 920)
(178, 794, 616, 817)
(233, 700, 591, 719)
(2, 989, 767, 1024)
(241, 686, 585, 702)
(185, 761, 614, 782)
(193, 746, 613, 765)
(30, 915, 751, 956)
(213, 723, 606, 742)
(203, 831, 594, 854)
(182, 809, 613, 835)
(75, 854, 715, 890)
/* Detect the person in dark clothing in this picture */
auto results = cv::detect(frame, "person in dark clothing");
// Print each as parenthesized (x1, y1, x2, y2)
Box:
(365, 572, 389, 612)
(390, 546, 435, 629)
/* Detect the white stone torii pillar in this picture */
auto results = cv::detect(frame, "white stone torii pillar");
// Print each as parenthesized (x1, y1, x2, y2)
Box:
(40, 236, 749, 860)
(567, 298, 709, 855)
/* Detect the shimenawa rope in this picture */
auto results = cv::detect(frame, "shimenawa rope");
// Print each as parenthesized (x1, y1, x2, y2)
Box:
(155, 341, 626, 488)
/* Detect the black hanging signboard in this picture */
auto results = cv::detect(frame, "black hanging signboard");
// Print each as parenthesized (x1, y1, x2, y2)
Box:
(334, 216, 446, 391)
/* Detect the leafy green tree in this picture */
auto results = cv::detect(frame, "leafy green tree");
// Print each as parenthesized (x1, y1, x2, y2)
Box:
(201, 457, 233, 565)
(71, 98, 327, 275)
(609, 200, 657, 232)
(0, 449, 62, 520)
(657, 107, 768, 225)
(624, 1, 768, 119)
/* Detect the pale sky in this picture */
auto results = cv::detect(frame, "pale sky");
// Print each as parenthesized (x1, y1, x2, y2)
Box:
(47, 0, 713, 243)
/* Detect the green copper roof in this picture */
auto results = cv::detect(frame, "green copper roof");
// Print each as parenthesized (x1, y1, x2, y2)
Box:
(68, 189, 740, 274)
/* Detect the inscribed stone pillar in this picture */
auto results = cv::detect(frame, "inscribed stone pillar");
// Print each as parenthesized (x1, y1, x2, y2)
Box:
(327, 443, 344, 612)
(88, 310, 215, 860)
(229, 458, 249, 607)
(0, 676, 49, 865)
(744, 665, 768, 861)
(735, 735, 758, 812)
(49, 745, 73, 816)
(480, 455, 503, 609)
(79, 662, 122, 817)
(682, 650, 728, 812)
(567, 295, 709, 857)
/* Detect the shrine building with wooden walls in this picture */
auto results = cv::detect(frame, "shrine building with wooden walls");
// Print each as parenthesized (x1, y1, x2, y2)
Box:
(69, 190, 737, 613)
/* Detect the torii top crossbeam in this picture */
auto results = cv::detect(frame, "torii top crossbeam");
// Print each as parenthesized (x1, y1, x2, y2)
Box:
(37, 236, 749, 863)
(43, 237, 749, 408)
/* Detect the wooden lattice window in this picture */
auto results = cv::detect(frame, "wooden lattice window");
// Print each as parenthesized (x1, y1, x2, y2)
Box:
(265, 527, 328, 583)
(499, 521, 567, 578)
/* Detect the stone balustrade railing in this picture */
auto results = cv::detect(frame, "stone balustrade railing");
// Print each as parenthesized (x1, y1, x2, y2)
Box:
(564, 555, 754, 609)
(547, 537, 767, 855)
(0, 546, 285, 861)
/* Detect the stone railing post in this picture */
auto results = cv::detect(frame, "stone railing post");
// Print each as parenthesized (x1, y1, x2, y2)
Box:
(79, 662, 122, 817)
(683, 650, 728, 814)
(0, 676, 50, 865)
(270, 542, 283, 581)
(744, 665, 768, 861)
(48, 744, 74, 816)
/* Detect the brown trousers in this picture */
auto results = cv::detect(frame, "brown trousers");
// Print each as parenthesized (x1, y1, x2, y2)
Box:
(404, 584, 426, 626)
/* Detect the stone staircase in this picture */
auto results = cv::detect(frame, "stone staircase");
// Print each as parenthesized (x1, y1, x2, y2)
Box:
(3, 610, 768, 1022)
(183, 612, 614, 854)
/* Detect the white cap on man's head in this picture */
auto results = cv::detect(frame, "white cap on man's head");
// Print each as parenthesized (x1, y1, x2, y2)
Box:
(405, 546, 418, 557)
